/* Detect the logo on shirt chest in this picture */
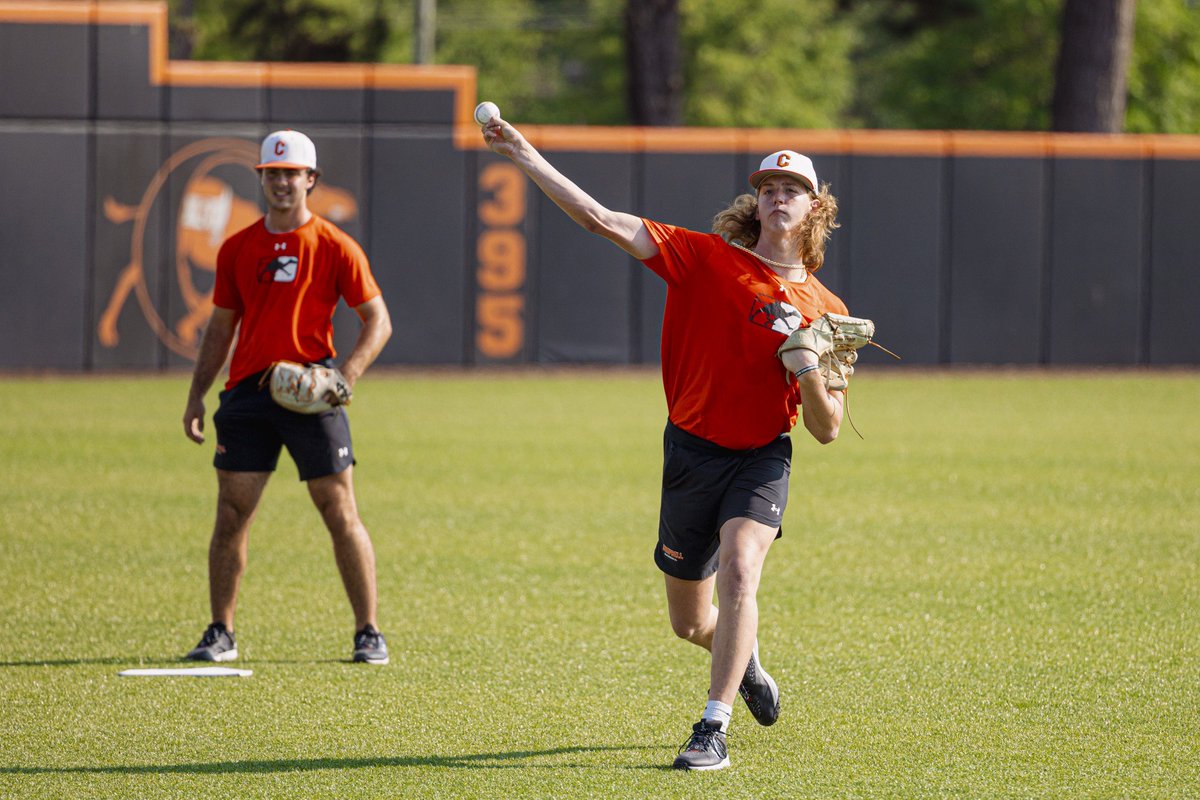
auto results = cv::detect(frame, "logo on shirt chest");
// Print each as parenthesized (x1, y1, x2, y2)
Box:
(258, 255, 299, 283)
(96, 137, 360, 361)
(749, 293, 806, 334)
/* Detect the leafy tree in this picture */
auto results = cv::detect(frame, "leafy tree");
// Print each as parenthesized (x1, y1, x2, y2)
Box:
(183, 0, 395, 62)
(848, 0, 1063, 131)
(435, 0, 628, 125)
(845, 0, 1200, 133)
(170, 0, 1200, 132)
(1126, 0, 1200, 133)
(679, 0, 856, 128)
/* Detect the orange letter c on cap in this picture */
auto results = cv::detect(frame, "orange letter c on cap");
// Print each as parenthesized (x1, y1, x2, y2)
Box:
(777, 153, 791, 168)
(275, 141, 286, 156)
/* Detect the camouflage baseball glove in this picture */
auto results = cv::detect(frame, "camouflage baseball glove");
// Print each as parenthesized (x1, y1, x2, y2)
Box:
(777, 312, 880, 391)
(262, 360, 352, 414)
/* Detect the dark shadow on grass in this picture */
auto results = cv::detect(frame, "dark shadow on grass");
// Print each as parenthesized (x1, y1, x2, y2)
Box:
(0, 658, 151, 668)
(0, 658, 379, 668)
(1, 746, 668, 775)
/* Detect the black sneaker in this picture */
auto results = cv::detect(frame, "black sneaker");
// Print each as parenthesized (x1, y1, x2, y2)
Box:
(352, 625, 389, 665)
(738, 644, 780, 726)
(184, 622, 238, 662)
(672, 719, 730, 771)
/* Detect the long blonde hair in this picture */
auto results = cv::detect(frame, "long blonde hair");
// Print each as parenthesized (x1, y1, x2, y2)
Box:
(711, 184, 840, 272)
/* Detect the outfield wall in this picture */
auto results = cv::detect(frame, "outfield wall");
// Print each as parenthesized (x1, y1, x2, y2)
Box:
(2, 1, 1198, 371)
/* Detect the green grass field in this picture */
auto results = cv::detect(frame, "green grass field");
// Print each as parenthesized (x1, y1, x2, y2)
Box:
(1, 369, 1196, 799)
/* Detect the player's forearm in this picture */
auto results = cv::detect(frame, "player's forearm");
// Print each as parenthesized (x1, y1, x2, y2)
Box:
(799, 378, 842, 444)
(508, 141, 647, 252)
(188, 314, 236, 401)
(341, 298, 393, 385)
(512, 144, 607, 229)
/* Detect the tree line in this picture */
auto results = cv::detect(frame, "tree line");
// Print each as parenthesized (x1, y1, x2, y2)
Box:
(168, 0, 1200, 133)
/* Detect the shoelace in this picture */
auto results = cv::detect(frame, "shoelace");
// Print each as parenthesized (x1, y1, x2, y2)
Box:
(355, 631, 383, 649)
(679, 726, 724, 754)
(200, 625, 224, 647)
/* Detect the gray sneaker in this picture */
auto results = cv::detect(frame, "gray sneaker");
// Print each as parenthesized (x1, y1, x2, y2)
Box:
(672, 719, 730, 771)
(352, 625, 389, 665)
(184, 622, 238, 662)
(738, 644, 780, 726)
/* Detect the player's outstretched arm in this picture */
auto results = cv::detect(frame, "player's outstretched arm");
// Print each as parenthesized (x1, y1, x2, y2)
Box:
(482, 116, 658, 261)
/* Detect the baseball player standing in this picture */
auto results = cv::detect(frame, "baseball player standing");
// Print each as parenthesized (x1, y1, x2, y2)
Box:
(181, 130, 394, 665)
(483, 114, 852, 771)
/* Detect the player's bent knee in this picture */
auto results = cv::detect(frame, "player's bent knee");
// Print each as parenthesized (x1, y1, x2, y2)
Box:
(669, 616, 708, 642)
(717, 562, 762, 603)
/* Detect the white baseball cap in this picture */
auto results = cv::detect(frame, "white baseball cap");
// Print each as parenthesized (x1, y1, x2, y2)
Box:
(256, 130, 317, 170)
(748, 150, 818, 194)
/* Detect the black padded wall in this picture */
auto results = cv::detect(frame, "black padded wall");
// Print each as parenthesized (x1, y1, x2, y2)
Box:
(0, 129, 90, 368)
(533, 151, 637, 363)
(845, 156, 946, 365)
(1147, 159, 1200, 364)
(369, 132, 469, 365)
(1, 7, 1198, 371)
(1048, 158, 1146, 364)
(948, 157, 1048, 364)
(0, 23, 91, 119)
(96, 23, 162, 120)
(92, 126, 170, 369)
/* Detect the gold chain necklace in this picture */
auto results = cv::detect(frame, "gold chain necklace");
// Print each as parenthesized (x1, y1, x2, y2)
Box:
(729, 240, 808, 283)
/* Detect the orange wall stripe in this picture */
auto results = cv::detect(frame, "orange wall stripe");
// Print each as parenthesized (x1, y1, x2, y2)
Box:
(639, 126, 745, 153)
(1150, 136, 1200, 160)
(0, 1, 95, 23)
(949, 131, 1051, 158)
(263, 62, 370, 89)
(1050, 133, 1152, 159)
(167, 61, 267, 88)
(371, 64, 476, 90)
(843, 129, 951, 156)
(523, 125, 645, 151)
(744, 129, 850, 155)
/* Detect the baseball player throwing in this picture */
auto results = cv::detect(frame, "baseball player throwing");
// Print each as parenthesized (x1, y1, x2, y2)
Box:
(483, 112, 860, 770)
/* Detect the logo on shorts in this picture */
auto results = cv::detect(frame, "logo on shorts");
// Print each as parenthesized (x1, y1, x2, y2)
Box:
(661, 544, 685, 562)
(771, 504, 780, 515)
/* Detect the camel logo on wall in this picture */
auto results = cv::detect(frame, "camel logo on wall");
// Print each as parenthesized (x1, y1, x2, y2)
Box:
(98, 138, 358, 359)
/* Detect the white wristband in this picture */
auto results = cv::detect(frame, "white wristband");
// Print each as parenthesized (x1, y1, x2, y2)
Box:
(793, 364, 820, 378)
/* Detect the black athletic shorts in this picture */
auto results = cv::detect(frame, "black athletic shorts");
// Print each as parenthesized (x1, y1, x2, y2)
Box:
(654, 420, 791, 581)
(212, 364, 355, 482)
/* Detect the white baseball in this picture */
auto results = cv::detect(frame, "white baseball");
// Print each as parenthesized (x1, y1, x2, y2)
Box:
(474, 101, 500, 126)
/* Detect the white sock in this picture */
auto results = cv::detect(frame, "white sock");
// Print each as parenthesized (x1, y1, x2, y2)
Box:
(702, 700, 733, 731)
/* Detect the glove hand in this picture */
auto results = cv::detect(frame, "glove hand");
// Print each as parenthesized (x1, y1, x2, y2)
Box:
(263, 361, 352, 414)
(777, 313, 877, 390)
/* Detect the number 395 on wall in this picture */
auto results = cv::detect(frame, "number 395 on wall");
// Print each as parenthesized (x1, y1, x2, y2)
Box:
(475, 162, 526, 361)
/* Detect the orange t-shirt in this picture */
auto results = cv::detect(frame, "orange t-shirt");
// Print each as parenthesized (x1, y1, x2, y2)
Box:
(641, 219, 848, 450)
(212, 215, 381, 389)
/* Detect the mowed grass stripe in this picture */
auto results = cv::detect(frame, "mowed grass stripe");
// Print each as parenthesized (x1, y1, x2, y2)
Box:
(0, 370, 1195, 799)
